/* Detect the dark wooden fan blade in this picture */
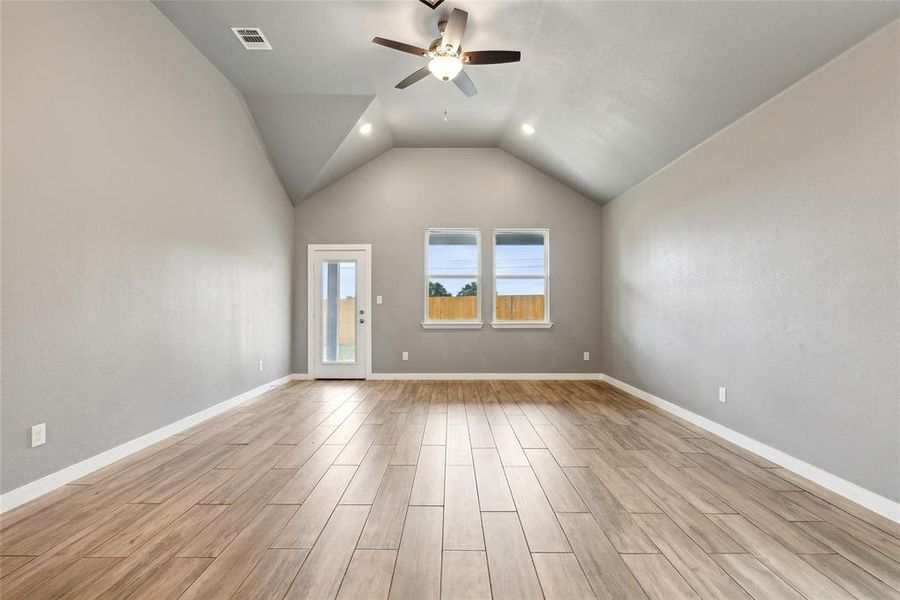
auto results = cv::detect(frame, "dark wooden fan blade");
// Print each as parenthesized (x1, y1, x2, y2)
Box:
(372, 37, 428, 57)
(453, 69, 477, 97)
(442, 8, 467, 53)
(395, 66, 432, 89)
(463, 50, 521, 65)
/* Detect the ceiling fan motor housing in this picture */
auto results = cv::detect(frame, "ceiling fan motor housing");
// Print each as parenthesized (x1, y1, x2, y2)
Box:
(429, 38, 459, 56)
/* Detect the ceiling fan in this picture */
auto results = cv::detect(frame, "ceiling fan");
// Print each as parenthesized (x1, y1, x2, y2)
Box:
(372, 8, 521, 97)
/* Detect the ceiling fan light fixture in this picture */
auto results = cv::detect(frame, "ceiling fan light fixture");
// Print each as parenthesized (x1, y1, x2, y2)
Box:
(521, 123, 536, 135)
(428, 55, 463, 81)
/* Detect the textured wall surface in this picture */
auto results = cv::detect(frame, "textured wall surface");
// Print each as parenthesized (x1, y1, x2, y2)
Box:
(1, 2, 294, 493)
(601, 22, 899, 500)
(293, 148, 603, 374)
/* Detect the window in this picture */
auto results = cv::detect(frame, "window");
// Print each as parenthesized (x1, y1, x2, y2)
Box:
(492, 229, 551, 328)
(321, 261, 356, 363)
(423, 229, 482, 329)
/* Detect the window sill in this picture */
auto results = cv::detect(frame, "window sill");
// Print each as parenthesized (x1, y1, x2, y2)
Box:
(490, 321, 554, 329)
(421, 321, 484, 330)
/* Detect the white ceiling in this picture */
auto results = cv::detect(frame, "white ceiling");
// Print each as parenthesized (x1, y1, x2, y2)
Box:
(154, 1, 899, 203)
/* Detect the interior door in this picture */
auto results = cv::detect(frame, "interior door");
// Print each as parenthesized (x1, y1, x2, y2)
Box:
(310, 248, 369, 379)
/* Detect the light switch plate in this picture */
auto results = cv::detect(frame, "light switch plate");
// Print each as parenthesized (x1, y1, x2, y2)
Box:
(402, 351, 409, 361)
(376, 295, 383, 305)
(718, 386, 727, 403)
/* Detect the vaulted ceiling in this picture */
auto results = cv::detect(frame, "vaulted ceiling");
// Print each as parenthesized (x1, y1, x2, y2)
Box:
(154, 1, 899, 204)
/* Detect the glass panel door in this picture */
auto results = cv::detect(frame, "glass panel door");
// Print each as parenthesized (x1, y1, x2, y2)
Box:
(310, 246, 368, 380)
(321, 261, 357, 363)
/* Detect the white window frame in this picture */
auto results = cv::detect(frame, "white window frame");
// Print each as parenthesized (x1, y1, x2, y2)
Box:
(491, 228, 552, 329)
(422, 228, 483, 330)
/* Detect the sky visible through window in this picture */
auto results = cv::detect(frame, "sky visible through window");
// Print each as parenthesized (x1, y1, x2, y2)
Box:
(429, 243, 544, 295)
(322, 262, 357, 299)
(428, 243, 477, 296)
(324, 241, 547, 300)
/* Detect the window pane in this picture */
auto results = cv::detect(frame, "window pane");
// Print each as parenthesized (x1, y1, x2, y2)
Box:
(322, 261, 356, 362)
(428, 231, 478, 275)
(495, 231, 545, 276)
(428, 278, 478, 321)
(495, 278, 545, 321)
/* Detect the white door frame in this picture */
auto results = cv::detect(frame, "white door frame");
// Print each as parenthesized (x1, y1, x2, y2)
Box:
(307, 244, 373, 379)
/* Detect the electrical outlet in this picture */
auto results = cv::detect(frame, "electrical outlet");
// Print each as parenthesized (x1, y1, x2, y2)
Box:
(718, 386, 727, 403)
(376, 295, 383, 305)
(583, 351, 590, 361)
(258, 360, 264, 371)
(31, 423, 46, 448)
(402, 351, 409, 361)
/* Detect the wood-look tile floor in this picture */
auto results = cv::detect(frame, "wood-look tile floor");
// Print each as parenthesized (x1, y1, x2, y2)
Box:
(2, 380, 898, 599)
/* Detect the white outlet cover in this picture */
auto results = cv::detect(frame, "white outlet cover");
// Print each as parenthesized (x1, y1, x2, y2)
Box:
(402, 351, 409, 361)
(583, 351, 590, 361)
(376, 295, 383, 305)
(718, 386, 727, 403)
(31, 423, 46, 448)
(258, 360, 264, 371)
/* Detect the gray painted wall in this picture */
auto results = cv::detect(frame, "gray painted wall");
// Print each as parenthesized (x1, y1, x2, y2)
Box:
(600, 22, 899, 501)
(1, 2, 294, 493)
(293, 148, 603, 374)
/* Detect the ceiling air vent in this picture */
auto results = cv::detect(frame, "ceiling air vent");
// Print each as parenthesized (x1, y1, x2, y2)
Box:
(231, 27, 272, 50)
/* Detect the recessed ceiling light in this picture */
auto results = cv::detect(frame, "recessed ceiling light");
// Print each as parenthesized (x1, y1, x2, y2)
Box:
(521, 123, 535, 135)
(359, 123, 373, 135)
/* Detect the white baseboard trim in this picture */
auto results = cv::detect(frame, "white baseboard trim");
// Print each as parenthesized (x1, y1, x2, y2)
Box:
(0, 375, 295, 514)
(7, 370, 894, 524)
(600, 374, 900, 524)
(368, 372, 604, 381)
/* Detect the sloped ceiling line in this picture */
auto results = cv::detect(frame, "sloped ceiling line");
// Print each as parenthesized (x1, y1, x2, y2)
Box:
(306, 97, 394, 199)
(154, 1, 900, 204)
(243, 93, 375, 204)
